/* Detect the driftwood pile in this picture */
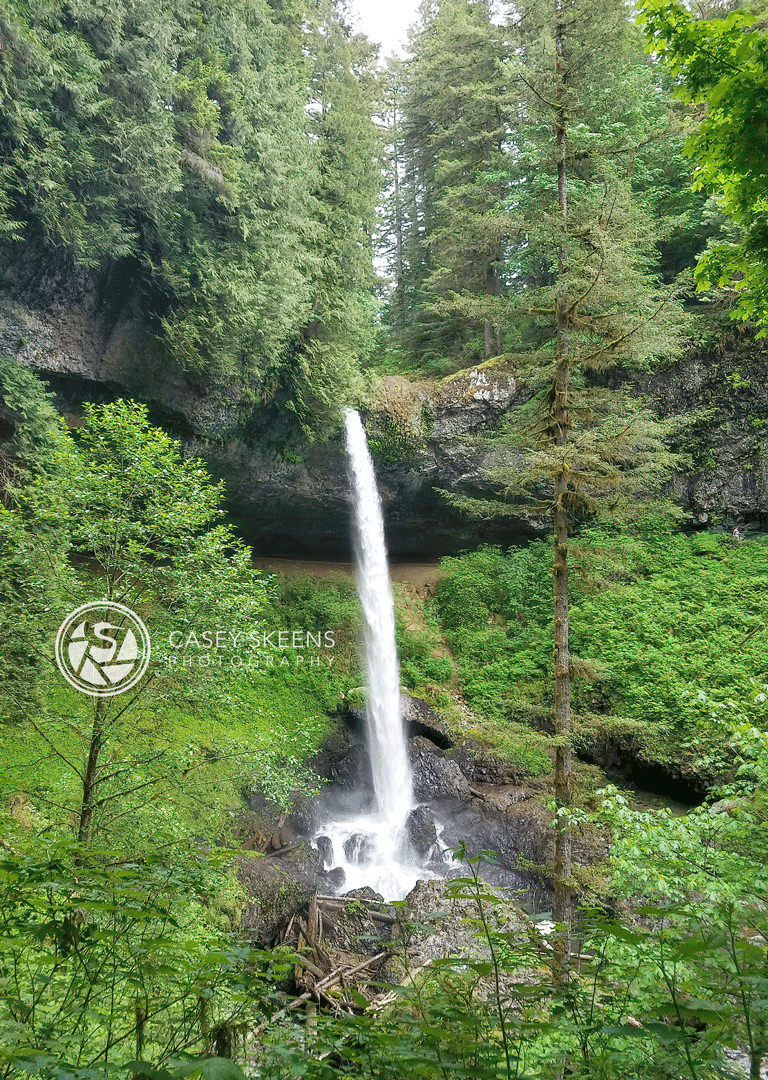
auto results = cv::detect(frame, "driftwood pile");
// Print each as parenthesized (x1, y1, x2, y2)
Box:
(272, 891, 397, 1017)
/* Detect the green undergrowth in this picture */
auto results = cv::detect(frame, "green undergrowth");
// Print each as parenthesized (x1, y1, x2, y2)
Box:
(267, 570, 553, 780)
(269, 572, 457, 704)
(1, 666, 333, 848)
(268, 569, 553, 780)
(0, 570, 362, 850)
(463, 720, 554, 779)
(433, 526, 768, 784)
(1, 566, 468, 849)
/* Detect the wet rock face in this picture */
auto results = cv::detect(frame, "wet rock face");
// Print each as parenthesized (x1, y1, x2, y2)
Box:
(0, 273, 531, 556)
(306, 711, 555, 901)
(449, 742, 530, 785)
(5, 268, 767, 552)
(310, 724, 372, 792)
(404, 695, 454, 749)
(404, 806, 439, 861)
(325, 866, 346, 891)
(631, 335, 768, 532)
(343, 833, 375, 864)
(411, 736, 473, 801)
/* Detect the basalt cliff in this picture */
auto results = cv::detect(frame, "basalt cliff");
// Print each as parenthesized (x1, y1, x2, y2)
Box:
(2, 266, 766, 556)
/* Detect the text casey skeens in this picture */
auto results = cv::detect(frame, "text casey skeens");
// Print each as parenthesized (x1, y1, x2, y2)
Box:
(168, 629, 336, 650)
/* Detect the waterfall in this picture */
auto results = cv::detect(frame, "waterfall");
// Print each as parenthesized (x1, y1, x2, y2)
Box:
(312, 409, 430, 900)
(344, 408, 413, 824)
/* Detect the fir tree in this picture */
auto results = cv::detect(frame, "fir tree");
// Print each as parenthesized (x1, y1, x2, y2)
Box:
(440, 0, 685, 958)
(384, 0, 514, 370)
(284, 0, 381, 436)
(509, 0, 684, 955)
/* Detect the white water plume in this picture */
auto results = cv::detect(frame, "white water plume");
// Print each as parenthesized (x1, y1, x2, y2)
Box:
(344, 408, 413, 825)
(312, 409, 428, 900)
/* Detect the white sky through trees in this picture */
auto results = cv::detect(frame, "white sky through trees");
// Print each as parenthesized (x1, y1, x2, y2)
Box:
(349, 0, 417, 57)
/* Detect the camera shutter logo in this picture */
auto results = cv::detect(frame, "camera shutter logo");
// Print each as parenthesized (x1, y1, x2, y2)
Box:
(55, 602, 151, 697)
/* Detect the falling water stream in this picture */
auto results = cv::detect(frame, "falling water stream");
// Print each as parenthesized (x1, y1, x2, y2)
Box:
(312, 409, 438, 900)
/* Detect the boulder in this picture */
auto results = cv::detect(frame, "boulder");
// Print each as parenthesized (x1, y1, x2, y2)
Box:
(315, 834, 334, 865)
(449, 742, 529, 784)
(403, 695, 454, 749)
(411, 736, 473, 801)
(324, 867, 346, 891)
(386, 878, 530, 984)
(343, 832, 375, 864)
(404, 805, 439, 861)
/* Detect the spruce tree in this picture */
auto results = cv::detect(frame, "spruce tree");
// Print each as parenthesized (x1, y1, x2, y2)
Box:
(437, 0, 685, 961)
(384, 0, 514, 370)
(380, 62, 409, 337)
(509, 0, 683, 956)
(284, 0, 381, 436)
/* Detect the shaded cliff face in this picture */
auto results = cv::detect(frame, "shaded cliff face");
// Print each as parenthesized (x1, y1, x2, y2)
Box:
(0, 274, 533, 556)
(644, 337, 768, 531)
(1, 279, 766, 556)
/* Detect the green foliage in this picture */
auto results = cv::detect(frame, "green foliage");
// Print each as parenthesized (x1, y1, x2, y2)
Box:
(435, 530, 768, 780)
(59, 399, 268, 696)
(0, 0, 379, 434)
(267, 570, 459, 704)
(251, 840, 768, 1079)
(0, 358, 70, 712)
(434, 544, 553, 721)
(365, 380, 433, 463)
(381, 0, 702, 375)
(0, 357, 68, 480)
(570, 529, 768, 773)
(394, 595, 454, 698)
(0, 841, 284, 1074)
(639, 0, 768, 333)
(382, 1, 513, 370)
(267, 573, 360, 685)
(281, 0, 380, 437)
(0, 398, 338, 848)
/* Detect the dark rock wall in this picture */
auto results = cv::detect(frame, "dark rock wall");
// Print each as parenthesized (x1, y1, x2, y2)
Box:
(2, 277, 766, 556)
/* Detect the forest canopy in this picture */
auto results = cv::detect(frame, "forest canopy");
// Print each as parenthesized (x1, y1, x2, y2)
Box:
(0, 0, 380, 434)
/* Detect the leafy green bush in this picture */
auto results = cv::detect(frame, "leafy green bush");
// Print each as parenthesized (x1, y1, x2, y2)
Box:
(0, 841, 283, 1073)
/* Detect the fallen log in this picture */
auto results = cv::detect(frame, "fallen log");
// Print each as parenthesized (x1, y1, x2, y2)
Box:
(316, 897, 396, 925)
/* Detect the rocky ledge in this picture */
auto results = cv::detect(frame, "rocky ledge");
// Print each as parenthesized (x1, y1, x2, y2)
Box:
(3, 270, 767, 555)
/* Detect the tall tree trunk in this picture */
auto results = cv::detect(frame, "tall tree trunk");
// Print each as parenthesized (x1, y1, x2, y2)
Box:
(552, 363, 572, 950)
(78, 697, 105, 842)
(552, 0, 573, 968)
(392, 108, 406, 328)
(484, 262, 499, 358)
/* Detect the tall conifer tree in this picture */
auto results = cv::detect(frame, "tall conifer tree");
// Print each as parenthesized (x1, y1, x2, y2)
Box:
(384, 0, 513, 369)
(507, 0, 683, 954)
(435, 0, 685, 960)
